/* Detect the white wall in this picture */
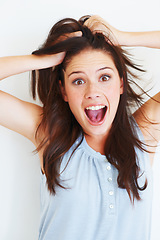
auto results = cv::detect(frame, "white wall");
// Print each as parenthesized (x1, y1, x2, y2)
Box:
(0, 0, 159, 239)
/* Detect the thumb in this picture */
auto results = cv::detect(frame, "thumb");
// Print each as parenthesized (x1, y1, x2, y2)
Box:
(54, 52, 66, 65)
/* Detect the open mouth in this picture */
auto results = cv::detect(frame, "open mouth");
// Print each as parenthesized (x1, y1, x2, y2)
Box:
(85, 105, 107, 124)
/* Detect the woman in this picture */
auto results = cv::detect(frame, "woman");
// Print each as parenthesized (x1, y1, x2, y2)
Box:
(0, 15, 159, 239)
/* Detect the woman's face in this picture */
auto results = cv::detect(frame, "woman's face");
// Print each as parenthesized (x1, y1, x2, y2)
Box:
(62, 49, 123, 141)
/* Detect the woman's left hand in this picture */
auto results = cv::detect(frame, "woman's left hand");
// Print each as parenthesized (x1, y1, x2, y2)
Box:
(84, 15, 160, 49)
(84, 15, 122, 45)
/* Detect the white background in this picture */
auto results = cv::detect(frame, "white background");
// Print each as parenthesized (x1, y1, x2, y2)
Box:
(0, 0, 160, 239)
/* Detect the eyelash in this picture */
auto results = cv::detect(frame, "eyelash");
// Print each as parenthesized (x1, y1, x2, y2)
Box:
(100, 74, 111, 82)
(72, 79, 84, 85)
(72, 74, 111, 85)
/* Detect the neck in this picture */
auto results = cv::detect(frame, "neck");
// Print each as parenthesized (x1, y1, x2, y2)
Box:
(84, 134, 107, 155)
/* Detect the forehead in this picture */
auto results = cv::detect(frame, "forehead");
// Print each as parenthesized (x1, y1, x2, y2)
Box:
(65, 49, 116, 72)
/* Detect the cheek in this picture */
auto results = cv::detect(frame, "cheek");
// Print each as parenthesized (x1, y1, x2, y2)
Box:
(106, 84, 121, 106)
(65, 88, 83, 112)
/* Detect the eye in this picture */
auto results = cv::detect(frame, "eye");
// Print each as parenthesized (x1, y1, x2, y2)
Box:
(100, 74, 110, 82)
(73, 79, 85, 85)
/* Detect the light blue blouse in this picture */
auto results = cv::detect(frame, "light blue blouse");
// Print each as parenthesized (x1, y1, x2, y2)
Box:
(39, 125, 153, 240)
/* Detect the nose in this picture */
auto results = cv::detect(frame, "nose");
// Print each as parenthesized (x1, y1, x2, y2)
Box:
(84, 83, 101, 100)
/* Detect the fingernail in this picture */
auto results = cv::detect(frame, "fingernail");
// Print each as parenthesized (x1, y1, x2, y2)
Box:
(75, 31, 82, 37)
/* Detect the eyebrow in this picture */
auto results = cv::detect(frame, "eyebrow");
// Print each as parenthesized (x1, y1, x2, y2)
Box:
(68, 71, 84, 77)
(97, 67, 113, 72)
(68, 67, 114, 77)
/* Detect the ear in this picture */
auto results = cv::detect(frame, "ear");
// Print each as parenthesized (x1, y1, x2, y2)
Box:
(59, 81, 68, 102)
(120, 78, 124, 95)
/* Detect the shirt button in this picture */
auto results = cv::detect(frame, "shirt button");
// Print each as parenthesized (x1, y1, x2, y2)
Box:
(108, 177, 112, 182)
(109, 191, 114, 196)
(109, 204, 114, 209)
(106, 165, 111, 171)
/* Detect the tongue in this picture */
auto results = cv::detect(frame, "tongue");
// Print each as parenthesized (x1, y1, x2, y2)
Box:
(86, 109, 104, 123)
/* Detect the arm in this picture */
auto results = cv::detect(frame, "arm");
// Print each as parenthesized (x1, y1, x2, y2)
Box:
(0, 30, 82, 80)
(84, 15, 160, 49)
(119, 31, 160, 49)
(0, 30, 81, 144)
(133, 93, 160, 159)
(0, 91, 42, 142)
(0, 52, 65, 144)
(0, 53, 65, 80)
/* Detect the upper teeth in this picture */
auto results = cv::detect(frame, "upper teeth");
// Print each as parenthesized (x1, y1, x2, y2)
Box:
(86, 105, 105, 110)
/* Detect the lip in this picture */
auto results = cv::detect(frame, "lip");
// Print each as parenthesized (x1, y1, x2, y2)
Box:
(84, 104, 107, 126)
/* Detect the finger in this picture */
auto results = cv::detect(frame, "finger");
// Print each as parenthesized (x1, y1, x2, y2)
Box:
(54, 31, 82, 45)
(84, 15, 100, 29)
(62, 31, 82, 40)
(68, 31, 82, 37)
(54, 52, 66, 65)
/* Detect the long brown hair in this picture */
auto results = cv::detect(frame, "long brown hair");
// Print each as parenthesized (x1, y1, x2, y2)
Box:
(32, 17, 148, 202)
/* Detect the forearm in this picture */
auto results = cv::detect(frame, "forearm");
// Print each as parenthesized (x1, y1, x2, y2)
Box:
(84, 16, 160, 49)
(0, 52, 65, 81)
(119, 31, 160, 49)
(0, 55, 39, 80)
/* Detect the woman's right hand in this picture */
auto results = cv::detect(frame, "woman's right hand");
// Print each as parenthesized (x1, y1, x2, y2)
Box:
(31, 52, 66, 70)
(0, 30, 83, 81)
(0, 53, 66, 81)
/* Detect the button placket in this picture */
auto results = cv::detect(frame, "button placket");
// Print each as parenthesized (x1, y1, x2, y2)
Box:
(109, 190, 114, 196)
(106, 165, 111, 171)
(108, 177, 112, 182)
(106, 163, 115, 215)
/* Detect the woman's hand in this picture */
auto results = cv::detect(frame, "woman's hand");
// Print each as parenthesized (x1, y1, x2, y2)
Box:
(0, 31, 82, 81)
(32, 52, 66, 70)
(53, 31, 82, 45)
(84, 15, 160, 49)
(84, 15, 122, 45)
(0, 53, 65, 81)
